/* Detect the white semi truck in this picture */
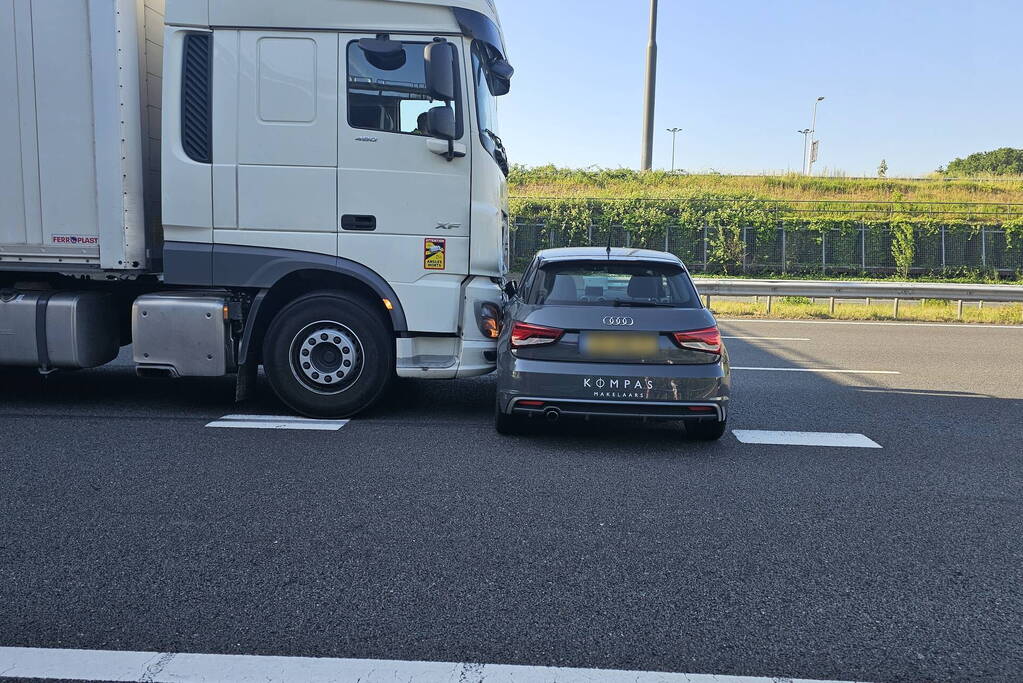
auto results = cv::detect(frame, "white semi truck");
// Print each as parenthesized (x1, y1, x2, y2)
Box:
(0, 0, 513, 417)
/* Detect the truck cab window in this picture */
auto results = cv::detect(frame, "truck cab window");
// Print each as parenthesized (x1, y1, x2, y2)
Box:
(472, 42, 506, 172)
(347, 41, 458, 137)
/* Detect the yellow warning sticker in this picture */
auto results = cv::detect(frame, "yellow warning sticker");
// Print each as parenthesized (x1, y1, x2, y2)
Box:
(425, 238, 446, 270)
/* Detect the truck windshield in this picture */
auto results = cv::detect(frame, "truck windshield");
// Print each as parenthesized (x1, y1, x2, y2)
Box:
(530, 261, 701, 308)
(472, 42, 505, 170)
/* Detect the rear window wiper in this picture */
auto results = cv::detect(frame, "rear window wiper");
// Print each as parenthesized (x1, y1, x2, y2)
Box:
(612, 300, 677, 308)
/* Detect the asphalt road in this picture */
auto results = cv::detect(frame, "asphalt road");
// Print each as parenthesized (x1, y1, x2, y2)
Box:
(1, 320, 1021, 682)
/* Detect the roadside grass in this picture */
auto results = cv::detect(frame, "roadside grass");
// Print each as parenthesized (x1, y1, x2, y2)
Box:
(694, 271, 1023, 284)
(709, 299, 1023, 324)
(511, 167, 1023, 208)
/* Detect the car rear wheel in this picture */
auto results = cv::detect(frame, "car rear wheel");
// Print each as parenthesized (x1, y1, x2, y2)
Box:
(686, 419, 727, 441)
(495, 401, 525, 435)
(263, 293, 394, 419)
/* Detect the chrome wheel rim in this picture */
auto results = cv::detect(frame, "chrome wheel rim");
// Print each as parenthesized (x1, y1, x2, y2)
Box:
(289, 321, 364, 395)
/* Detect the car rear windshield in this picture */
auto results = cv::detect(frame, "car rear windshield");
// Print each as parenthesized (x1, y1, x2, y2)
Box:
(529, 261, 701, 308)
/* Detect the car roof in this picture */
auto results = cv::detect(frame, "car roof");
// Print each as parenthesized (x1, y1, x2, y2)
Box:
(534, 247, 686, 267)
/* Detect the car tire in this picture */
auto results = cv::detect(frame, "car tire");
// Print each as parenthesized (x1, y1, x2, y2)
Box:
(495, 401, 525, 435)
(686, 419, 728, 441)
(263, 293, 394, 419)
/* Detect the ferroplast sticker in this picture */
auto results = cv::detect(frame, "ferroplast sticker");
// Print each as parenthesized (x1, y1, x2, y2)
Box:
(51, 235, 99, 246)
(425, 238, 446, 270)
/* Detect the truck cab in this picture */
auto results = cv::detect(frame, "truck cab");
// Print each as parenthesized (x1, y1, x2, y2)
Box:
(0, 0, 514, 418)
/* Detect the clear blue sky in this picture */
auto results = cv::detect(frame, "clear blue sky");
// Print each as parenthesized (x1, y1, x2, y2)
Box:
(496, 0, 1023, 177)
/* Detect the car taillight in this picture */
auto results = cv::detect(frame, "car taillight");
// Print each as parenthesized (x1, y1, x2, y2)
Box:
(672, 327, 722, 355)
(511, 321, 564, 348)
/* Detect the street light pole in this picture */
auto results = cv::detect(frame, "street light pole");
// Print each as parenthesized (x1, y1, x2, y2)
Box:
(666, 127, 682, 173)
(640, 0, 659, 171)
(798, 129, 811, 174)
(805, 96, 825, 175)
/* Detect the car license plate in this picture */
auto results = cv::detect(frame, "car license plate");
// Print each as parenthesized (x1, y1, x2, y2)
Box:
(581, 332, 659, 359)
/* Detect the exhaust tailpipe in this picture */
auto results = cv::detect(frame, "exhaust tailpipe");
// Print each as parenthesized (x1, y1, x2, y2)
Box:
(544, 407, 561, 423)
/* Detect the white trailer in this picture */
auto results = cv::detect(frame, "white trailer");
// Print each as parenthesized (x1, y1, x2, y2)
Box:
(0, 0, 514, 417)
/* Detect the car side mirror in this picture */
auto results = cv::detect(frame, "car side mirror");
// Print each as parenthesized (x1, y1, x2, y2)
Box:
(427, 105, 457, 141)
(425, 41, 456, 101)
(504, 280, 518, 298)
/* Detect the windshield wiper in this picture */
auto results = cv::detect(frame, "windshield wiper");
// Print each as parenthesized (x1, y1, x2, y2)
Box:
(483, 128, 510, 176)
(612, 300, 676, 308)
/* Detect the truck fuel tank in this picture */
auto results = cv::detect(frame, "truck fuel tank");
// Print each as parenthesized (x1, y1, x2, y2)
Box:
(0, 291, 120, 370)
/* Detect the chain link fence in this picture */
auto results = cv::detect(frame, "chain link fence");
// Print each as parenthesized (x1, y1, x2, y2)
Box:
(510, 221, 1022, 276)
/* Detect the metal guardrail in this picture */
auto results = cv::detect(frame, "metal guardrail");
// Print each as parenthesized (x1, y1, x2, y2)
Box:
(692, 279, 1023, 303)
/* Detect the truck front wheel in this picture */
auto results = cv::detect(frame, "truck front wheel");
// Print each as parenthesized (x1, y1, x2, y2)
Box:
(263, 293, 394, 419)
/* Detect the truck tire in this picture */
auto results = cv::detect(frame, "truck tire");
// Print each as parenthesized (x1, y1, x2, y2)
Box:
(263, 293, 394, 419)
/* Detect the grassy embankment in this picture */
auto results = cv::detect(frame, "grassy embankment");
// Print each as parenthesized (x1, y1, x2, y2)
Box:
(707, 298, 1023, 324)
(509, 166, 1023, 212)
(511, 167, 1023, 323)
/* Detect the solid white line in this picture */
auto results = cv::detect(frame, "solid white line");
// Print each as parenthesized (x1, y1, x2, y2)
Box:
(718, 318, 1023, 330)
(206, 415, 349, 431)
(0, 647, 867, 683)
(722, 336, 812, 341)
(731, 367, 900, 375)
(733, 430, 883, 449)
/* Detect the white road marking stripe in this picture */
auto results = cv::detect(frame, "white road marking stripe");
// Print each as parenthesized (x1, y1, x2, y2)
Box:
(0, 647, 867, 683)
(718, 318, 1023, 330)
(732, 367, 900, 375)
(206, 415, 349, 431)
(722, 336, 812, 341)
(733, 430, 882, 449)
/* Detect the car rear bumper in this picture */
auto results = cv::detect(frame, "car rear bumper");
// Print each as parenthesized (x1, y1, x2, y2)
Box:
(497, 356, 730, 421)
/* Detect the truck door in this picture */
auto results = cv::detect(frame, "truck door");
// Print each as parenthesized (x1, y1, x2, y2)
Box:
(338, 35, 472, 332)
(213, 31, 339, 259)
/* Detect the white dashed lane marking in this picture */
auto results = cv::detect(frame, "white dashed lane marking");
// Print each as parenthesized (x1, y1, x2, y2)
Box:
(732, 367, 900, 375)
(0, 646, 869, 683)
(722, 336, 812, 341)
(719, 318, 1023, 330)
(733, 430, 883, 449)
(206, 415, 350, 431)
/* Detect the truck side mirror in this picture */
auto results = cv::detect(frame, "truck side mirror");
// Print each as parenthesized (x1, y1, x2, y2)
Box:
(427, 105, 457, 141)
(504, 281, 518, 298)
(357, 38, 406, 71)
(425, 41, 456, 101)
(490, 59, 514, 96)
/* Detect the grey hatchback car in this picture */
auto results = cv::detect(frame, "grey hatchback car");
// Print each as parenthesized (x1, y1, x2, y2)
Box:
(495, 248, 730, 439)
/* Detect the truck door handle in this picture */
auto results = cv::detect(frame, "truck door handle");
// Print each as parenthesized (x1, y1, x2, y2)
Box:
(341, 215, 377, 231)
(427, 138, 467, 158)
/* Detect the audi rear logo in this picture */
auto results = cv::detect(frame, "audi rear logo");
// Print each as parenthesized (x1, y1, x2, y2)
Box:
(602, 316, 635, 327)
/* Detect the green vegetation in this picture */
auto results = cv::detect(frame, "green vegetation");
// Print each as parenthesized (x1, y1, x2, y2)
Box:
(694, 270, 1022, 285)
(709, 299, 1023, 325)
(508, 166, 1023, 280)
(940, 148, 1023, 177)
(510, 165, 1023, 207)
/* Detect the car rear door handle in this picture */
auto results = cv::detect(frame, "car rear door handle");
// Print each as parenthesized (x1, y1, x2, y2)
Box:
(341, 215, 377, 232)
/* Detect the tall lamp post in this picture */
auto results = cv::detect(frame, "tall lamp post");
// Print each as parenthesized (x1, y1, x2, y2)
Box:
(640, 0, 659, 171)
(798, 129, 811, 174)
(666, 127, 683, 173)
(804, 96, 825, 175)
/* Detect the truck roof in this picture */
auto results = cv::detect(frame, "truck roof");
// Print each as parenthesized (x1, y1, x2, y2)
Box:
(169, 0, 504, 42)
